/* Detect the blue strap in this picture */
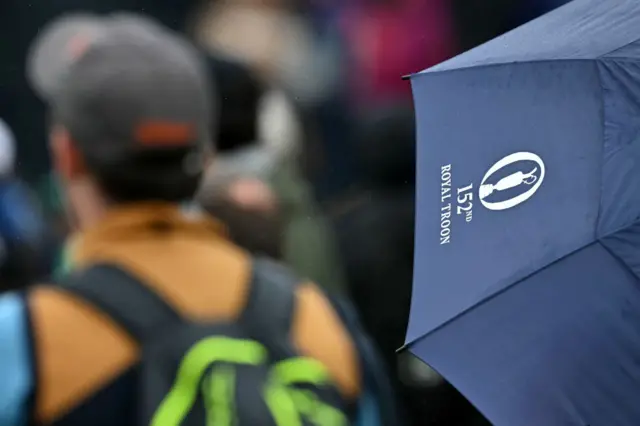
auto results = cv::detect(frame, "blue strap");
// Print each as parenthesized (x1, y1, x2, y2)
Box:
(0, 293, 32, 426)
(355, 391, 382, 426)
(323, 293, 403, 426)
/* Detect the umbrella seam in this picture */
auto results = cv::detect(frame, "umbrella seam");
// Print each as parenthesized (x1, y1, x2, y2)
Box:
(406, 214, 640, 350)
(601, 37, 640, 58)
(594, 60, 606, 241)
(414, 59, 594, 77)
(404, 240, 598, 349)
(405, 203, 640, 349)
(410, 58, 631, 79)
(598, 238, 640, 281)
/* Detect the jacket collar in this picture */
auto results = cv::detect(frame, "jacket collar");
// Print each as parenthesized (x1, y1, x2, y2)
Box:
(62, 202, 226, 271)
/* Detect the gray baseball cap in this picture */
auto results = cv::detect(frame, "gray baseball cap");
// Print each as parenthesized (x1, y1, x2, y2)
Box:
(27, 12, 214, 200)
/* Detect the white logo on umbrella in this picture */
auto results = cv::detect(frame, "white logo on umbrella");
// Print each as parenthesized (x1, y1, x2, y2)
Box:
(479, 152, 545, 211)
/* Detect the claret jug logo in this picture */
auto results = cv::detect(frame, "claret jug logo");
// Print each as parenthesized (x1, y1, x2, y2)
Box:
(479, 152, 545, 211)
(437, 151, 545, 245)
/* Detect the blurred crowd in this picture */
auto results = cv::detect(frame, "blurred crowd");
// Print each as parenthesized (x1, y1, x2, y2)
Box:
(0, 0, 571, 425)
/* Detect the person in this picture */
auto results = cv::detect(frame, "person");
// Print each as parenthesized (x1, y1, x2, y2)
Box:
(334, 105, 488, 426)
(0, 12, 399, 426)
(202, 176, 285, 259)
(334, 104, 416, 372)
(0, 0, 201, 183)
(339, 0, 457, 108)
(198, 53, 348, 294)
(0, 119, 49, 291)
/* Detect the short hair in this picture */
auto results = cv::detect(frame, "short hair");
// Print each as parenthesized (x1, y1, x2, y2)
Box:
(84, 147, 203, 203)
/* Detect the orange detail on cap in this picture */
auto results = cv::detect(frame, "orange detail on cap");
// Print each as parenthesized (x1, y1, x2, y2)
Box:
(134, 122, 195, 147)
(67, 34, 92, 60)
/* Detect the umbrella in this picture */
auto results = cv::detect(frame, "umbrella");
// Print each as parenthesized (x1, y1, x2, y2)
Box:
(406, 0, 640, 425)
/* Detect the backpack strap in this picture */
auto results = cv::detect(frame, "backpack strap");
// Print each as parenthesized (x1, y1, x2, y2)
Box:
(239, 257, 298, 342)
(59, 264, 183, 343)
(323, 291, 405, 426)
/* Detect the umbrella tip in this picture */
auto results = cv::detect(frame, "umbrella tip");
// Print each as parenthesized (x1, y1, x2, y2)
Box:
(401, 74, 412, 81)
(396, 344, 409, 353)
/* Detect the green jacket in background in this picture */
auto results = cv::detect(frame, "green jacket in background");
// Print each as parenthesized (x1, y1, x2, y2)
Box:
(270, 160, 347, 295)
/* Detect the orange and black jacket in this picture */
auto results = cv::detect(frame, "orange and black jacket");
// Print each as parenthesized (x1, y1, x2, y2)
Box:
(0, 203, 390, 426)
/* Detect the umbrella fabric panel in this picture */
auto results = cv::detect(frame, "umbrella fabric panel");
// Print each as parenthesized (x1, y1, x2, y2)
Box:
(597, 59, 640, 238)
(407, 60, 602, 343)
(411, 241, 640, 426)
(425, 0, 640, 74)
(603, 39, 640, 60)
(601, 222, 640, 281)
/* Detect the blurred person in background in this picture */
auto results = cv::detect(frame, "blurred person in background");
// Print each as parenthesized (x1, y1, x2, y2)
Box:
(338, 0, 457, 108)
(334, 104, 416, 372)
(333, 105, 489, 426)
(0, 12, 401, 426)
(36, 174, 71, 278)
(0, 0, 201, 185)
(193, 0, 358, 201)
(0, 119, 49, 291)
(193, 0, 340, 108)
(198, 53, 347, 294)
(202, 176, 284, 259)
(333, 104, 420, 424)
(193, 57, 284, 259)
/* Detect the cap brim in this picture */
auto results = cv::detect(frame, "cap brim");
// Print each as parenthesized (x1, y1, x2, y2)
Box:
(27, 13, 106, 101)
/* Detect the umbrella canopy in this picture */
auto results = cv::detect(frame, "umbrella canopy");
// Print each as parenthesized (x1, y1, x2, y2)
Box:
(407, 0, 640, 425)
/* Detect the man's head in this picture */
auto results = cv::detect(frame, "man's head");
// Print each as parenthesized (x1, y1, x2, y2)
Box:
(27, 13, 213, 229)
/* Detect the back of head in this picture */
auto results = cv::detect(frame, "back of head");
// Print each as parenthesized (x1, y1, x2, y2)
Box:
(27, 13, 214, 202)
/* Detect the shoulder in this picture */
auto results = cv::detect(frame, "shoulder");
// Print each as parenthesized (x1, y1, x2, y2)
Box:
(0, 292, 32, 426)
(291, 282, 361, 400)
(0, 292, 31, 365)
(27, 286, 137, 423)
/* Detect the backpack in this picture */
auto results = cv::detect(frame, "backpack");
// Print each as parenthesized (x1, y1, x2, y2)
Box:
(59, 258, 378, 426)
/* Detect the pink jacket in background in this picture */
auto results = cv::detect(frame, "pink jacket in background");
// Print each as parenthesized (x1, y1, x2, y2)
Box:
(341, 0, 458, 107)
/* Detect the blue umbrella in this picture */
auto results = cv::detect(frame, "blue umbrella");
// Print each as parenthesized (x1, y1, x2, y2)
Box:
(406, 0, 640, 425)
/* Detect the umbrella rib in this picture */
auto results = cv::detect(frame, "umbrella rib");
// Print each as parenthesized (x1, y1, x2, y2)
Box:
(403, 239, 598, 350)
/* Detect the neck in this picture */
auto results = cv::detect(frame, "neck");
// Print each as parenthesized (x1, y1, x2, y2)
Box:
(67, 179, 110, 231)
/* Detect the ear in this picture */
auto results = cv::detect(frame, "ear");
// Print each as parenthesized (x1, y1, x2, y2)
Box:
(203, 152, 215, 171)
(50, 126, 87, 180)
